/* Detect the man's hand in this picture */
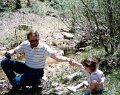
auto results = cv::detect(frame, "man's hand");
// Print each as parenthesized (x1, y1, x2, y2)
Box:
(5, 52, 11, 60)
(69, 58, 83, 67)
(69, 58, 77, 66)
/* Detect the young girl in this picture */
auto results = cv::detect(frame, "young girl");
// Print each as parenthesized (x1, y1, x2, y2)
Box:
(67, 57, 105, 95)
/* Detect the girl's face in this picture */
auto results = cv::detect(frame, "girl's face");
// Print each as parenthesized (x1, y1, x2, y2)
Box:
(84, 66, 92, 73)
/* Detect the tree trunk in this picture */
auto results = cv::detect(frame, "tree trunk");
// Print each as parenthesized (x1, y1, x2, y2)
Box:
(80, 0, 109, 55)
(39, 0, 45, 2)
(107, 0, 114, 54)
(27, 0, 31, 6)
(15, 0, 21, 9)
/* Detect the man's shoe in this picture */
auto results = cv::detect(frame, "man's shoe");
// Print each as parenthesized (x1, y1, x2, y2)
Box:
(20, 86, 30, 94)
(30, 86, 42, 94)
(7, 86, 20, 95)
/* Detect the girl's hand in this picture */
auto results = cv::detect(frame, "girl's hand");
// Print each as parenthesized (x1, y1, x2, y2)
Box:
(69, 59, 82, 67)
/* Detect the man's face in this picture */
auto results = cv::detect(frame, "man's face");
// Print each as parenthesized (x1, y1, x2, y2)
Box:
(28, 35, 39, 48)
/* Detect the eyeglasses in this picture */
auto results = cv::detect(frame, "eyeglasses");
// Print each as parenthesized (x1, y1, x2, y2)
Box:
(29, 39, 39, 43)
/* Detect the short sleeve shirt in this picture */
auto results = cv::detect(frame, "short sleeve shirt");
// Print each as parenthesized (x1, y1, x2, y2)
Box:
(87, 69, 105, 84)
(15, 40, 54, 69)
(82, 68, 105, 88)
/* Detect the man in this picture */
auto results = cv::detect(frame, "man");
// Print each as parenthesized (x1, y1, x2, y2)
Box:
(0, 30, 75, 94)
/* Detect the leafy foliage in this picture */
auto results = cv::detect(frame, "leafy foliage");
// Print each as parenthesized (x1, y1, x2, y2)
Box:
(2, 25, 32, 49)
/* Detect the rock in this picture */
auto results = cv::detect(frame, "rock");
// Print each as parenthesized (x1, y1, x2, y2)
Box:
(54, 84, 69, 95)
(65, 72, 82, 81)
(0, 79, 7, 88)
(42, 74, 48, 81)
(75, 52, 81, 55)
(62, 32, 74, 39)
(0, 59, 3, 69)
(52, 82, 59, 87)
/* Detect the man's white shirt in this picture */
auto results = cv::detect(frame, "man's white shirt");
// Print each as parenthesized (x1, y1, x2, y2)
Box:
(15, 40, 54, 69)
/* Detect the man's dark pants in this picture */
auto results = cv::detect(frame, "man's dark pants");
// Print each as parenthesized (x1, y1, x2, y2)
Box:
(1, 59, 44, 89)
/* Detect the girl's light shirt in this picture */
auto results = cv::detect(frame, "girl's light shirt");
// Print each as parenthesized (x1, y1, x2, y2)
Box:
(81, 67, 105, 89)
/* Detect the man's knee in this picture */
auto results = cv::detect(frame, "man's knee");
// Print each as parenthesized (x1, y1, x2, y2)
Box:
(1, 59, 8, 68)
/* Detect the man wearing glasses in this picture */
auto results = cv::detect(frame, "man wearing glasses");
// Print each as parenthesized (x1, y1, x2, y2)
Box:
(0, 30, 75, 94)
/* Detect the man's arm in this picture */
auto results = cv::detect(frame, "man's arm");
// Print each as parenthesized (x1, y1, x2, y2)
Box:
(0, 49, 16, 55)
(0, 49, 16, 59)
(6, 49, 16, 55)
(0, 49, 16, 56)
(0, 50, 6, 55)
(50, 53, 71, 62)
(50, 53, 83, 67)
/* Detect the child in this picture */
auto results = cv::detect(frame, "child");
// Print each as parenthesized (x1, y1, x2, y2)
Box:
(67, 57, 105, 95)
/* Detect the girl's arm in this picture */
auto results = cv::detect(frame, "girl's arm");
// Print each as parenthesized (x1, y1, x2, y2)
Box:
(73, 62, 83, 68)
(99, 73, 106, 86)
(69, 60, 84, 69)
